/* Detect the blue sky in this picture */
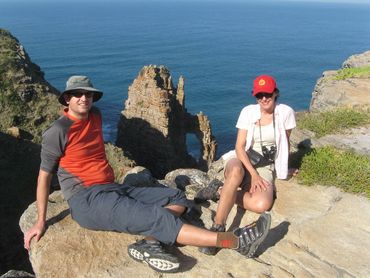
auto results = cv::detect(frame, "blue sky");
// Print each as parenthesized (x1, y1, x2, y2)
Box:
(0, 0, 370, 2)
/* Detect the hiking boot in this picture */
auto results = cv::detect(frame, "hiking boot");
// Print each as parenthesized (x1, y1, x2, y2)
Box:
(194, 179, 223, 203)
(233, 212, 271, 257)
(127, 239, 180, 273)
(198, 223, 226, 255)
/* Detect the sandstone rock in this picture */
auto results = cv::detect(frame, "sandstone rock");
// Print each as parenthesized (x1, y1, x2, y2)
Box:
(116, 65, 217, 178)
(20, 179, 370, 278)
(164, 168, 210, 190)
(291, 119, 370, 157)
(119, 166, 156, 186)
(309, 50, 370, 112)
(310, 71, 370, 112)
(207, 157, 225, 182)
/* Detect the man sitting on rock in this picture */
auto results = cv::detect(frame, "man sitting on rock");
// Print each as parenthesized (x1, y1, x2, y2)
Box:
(24, 75, 271, 273)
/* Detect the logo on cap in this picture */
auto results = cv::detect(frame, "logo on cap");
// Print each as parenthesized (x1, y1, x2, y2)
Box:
(258, 79, 266, 86)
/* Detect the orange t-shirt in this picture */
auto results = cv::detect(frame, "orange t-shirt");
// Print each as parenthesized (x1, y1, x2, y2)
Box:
(40, 107, 115, 200)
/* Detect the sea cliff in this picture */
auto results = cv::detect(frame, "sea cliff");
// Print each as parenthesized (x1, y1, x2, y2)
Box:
(0, 29, 369, 277)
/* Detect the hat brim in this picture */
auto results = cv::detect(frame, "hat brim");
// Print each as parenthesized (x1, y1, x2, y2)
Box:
(252, 88, 279, 96)
(58, 87, 103, 106)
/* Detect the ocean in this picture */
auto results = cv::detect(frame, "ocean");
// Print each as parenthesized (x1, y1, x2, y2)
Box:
(1, 0, 370, 158)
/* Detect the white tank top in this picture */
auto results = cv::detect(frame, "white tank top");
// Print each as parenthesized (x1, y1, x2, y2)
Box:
(252, 122, 275, 154)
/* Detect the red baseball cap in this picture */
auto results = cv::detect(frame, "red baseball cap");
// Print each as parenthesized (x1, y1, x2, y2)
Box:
(252, 75, 278, 96)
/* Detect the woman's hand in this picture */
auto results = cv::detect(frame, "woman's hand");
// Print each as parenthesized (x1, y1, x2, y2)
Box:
(250, 173, 271, 193)
(288, 168, 299, 177)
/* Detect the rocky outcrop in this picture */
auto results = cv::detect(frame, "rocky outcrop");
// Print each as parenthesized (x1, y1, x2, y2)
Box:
(310, 51, 370, 112)
(0, 29, 61, 143)
(116, 65, 217, 178)
(20, 166, 370, 278)
(291, 124, 370, 157)
(4, 28, 368, 277)
(0, 29, 63, 275)
(342, 50, 370, 68)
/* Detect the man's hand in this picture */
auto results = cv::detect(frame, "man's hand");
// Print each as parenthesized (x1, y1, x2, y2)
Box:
(24, 169, 52, 250)
(24, 221, 45, 250)
(250, 173, 271, 194)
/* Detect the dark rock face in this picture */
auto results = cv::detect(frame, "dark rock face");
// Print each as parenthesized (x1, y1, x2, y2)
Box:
(0, 28, 63, 275)
(116, 65, 217, 178)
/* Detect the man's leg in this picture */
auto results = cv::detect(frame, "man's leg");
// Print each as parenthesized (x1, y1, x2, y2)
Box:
(177, 213, 271, 257)
(164, 204, 186, 216)
(198, 158, 244, 255)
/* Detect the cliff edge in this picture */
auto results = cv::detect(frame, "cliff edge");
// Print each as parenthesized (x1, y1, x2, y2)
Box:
(19, 50, 370, 277)
(310, 50, 370, 112)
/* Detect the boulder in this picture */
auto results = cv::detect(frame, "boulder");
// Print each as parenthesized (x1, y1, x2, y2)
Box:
(20, 177, 370, 277)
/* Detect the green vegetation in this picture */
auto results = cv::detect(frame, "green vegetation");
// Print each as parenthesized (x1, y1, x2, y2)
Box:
(334, 66, 370, 80)
(105, 143, 136, 183)
(298, 146, 370, 199)
(1, 28, 61, 143)
(297, 108, 369, 138)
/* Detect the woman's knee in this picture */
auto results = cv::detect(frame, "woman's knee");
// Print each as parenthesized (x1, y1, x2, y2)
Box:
(249, 198, 273, 213)
(225, 160, 245, 180)
(241, 190, 274, 213)
(256, 200, 273, 213)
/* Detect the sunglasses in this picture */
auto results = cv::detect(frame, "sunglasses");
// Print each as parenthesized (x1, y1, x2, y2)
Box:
(255, 93, 273, 100)
(69, 91, 94, 98)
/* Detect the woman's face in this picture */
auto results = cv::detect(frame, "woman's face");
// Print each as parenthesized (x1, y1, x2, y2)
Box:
(255, 92, 277, 112)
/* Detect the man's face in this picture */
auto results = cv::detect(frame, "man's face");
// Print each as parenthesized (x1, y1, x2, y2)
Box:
(64, 90, 94, 119)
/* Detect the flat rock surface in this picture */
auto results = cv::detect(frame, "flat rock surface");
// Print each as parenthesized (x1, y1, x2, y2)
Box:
(292, 125, 370, 157)
(20, 179, 370, 278)
(315, 125, 370, 156)
(310, 72, 370, 112)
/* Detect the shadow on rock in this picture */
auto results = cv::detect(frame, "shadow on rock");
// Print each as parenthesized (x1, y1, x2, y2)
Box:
(255, 220, 290, 256)
(46, 209, 70, 228)
(0, 131, 40, 274)
(228, 207, 247, 231)
(167, 246, 197, 272)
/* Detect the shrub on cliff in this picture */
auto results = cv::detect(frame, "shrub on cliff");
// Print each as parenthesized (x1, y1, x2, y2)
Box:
(334, 66, 370, 80)
(104, 143, 136, 182)
(298, 146, 370, 198)
(0, 28, 60, 143)
(297, 108, 369, 138)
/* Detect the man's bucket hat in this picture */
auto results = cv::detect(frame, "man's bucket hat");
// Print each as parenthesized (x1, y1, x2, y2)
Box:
(252, 75, 279, 96)
(58, 75, 103, 106)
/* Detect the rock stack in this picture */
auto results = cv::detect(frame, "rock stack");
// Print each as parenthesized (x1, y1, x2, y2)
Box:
(116, 65, 217, 178)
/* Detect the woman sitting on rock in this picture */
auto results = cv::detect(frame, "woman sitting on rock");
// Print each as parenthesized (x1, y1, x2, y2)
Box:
(196, 75, 296, 255)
